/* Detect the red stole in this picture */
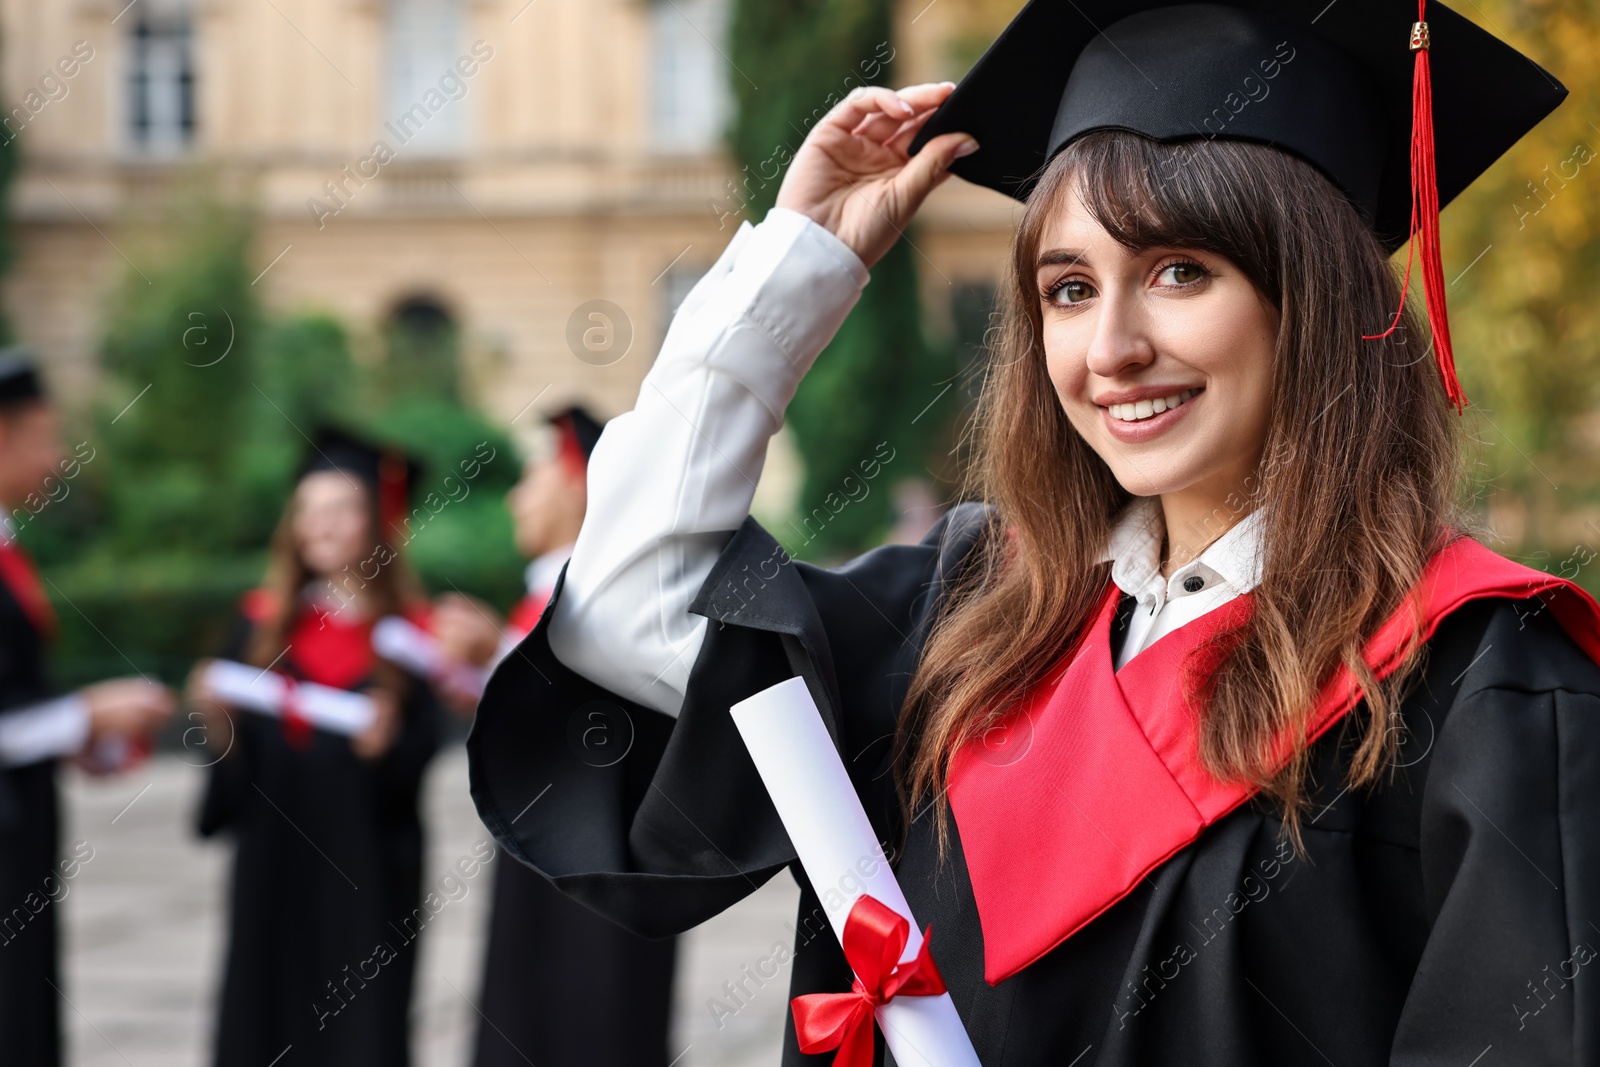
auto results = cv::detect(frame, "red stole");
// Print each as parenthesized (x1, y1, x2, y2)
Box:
(948, 536, 1600, 985)
(0, 537, 58, 639)
(285, 605, 377, 690)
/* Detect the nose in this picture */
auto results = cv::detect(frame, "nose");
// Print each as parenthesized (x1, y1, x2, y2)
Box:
(1082, 286, 1156, 379)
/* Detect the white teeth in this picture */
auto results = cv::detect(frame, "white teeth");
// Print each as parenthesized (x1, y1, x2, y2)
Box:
(1107, 388, 1198, 423)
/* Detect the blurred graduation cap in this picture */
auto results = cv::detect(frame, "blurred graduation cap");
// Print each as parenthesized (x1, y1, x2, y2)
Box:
(300, 425, 425, 541)
(908, 0, 1568, 410)
(0, 347, 46, 408)
(547, 405, 604, 477)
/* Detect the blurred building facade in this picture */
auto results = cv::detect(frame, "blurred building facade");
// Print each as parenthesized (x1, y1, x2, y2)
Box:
(0, 0, 1017, 428)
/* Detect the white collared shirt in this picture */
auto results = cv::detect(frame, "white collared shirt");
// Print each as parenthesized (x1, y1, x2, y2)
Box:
(526, 544, 575, 603)
(1099, 497, 1264, 670)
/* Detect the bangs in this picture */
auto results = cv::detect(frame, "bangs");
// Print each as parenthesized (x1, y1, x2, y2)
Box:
(1030, 131, 1290, 305)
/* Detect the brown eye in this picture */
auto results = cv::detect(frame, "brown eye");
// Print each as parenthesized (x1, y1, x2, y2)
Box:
(1044, 278, 1096, 305)
(1158, 261, 1206, 285)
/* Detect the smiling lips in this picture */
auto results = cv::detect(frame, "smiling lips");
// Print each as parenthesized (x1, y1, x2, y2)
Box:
(1104, 388, 1201, 423)
(1094, 386, 1203, 442)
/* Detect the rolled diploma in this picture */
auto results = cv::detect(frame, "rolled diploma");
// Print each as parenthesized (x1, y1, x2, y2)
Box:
(372, 616, 489, 698)
(729, 675, 981, 1067)
(203, 660, 376, 737)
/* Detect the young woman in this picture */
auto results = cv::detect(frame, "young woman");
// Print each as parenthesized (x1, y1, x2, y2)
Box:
(192, 428, 442, 1067)
(470, 3, 1599, 1064)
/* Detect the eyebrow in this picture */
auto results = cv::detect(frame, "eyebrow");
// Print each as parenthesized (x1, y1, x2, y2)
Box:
(1036, 248, 1088, 270)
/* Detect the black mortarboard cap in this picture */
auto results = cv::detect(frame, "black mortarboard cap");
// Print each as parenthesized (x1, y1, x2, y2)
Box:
(0, 347, 46, 407)
(909, 0, 1565, 250)
(300, 425, 425, 537)
(549, 405, 604, 468)
(908, 0, 1568, 411)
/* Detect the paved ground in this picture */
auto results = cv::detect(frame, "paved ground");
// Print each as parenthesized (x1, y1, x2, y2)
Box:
(56, 748, 799, 1067)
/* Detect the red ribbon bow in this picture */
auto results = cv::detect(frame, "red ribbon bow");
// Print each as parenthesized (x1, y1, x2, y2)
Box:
(790, 894, 948, 1067)
(279, 674, 314, 750)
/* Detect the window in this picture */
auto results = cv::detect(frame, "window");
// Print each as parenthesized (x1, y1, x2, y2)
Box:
(384, 296, 461, 402)
(127, 13, 196, 154)
(385, 0, 466, 155)
(649, 0, 732, 153)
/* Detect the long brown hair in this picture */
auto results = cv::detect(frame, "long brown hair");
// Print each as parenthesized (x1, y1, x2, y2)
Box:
(897, 130, 1464, 853)
(246, 473, 426, 674)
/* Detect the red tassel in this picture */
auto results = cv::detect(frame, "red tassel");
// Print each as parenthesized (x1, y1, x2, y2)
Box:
(1362, 1, 1466, 412)
(553, 415, 588, 480)
(379, 450, 408, 543)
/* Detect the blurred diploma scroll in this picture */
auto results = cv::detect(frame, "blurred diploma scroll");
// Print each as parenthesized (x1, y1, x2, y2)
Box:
(201, 659, 376, 736)
(372, 616, 489, 698)
(729, 676, 982, 1067)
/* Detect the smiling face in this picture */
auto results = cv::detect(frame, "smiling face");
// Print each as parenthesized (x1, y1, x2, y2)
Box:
(1036, 186, 1280, 512)
(292, 470, 375, 578)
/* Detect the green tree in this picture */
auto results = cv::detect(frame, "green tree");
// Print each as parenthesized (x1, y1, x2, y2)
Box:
(727, 0, 959, 556)
(1442, 0, 1600, 575)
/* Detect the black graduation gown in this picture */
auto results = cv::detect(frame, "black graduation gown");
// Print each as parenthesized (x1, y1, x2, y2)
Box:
(197, 606, 443, 1067)
(468, 503, 1600, 1066)
(0, 575, 62, 1067)
(471, 845, 678, 1067)
(471, 591, 678, 1067)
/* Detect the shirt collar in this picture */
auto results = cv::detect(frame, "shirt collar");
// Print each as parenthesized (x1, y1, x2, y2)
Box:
(1097, 497, 1265, 606)
(526, 543, 575, 597)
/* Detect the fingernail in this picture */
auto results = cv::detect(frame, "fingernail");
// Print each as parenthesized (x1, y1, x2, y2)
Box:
(954, 138, 979, 158)
(900, 98, 915, 115)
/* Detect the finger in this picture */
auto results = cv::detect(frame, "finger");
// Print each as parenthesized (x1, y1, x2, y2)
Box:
(884, 108, 939, 154)
(850, 110, 908, 141)
(890, 81, 958, 111)
(893, 129, 979, 205)
(824, 85, 917, 136)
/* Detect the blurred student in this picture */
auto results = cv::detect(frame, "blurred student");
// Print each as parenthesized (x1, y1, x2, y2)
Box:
(188, 427, 442, 1067)
(0, 351, 175, 1067)
(433, 406, 678, 1067)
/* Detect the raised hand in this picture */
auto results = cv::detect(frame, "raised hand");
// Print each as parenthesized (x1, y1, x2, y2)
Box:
(774, 81, 977, 270)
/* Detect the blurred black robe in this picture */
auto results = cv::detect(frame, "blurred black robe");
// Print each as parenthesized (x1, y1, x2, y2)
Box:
(471, 593, 678, 1067)
(0, 564, 63, 1067)
(197, 599, 442, 1067)
(469, 504, 1600, 1066)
